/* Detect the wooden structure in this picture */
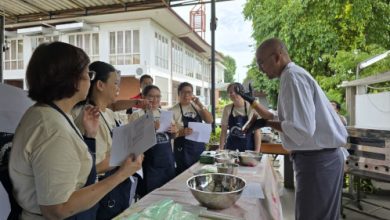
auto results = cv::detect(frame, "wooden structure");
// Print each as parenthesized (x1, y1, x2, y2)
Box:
(341, 71, 390, 126)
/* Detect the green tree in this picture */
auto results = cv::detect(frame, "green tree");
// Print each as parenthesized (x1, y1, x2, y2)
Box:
(243, 0, 390, 107)
(223, 55, 236, 83)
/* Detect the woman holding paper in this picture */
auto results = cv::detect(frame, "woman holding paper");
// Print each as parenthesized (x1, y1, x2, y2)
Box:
(170, 82, 213, 175)
(73, 61, 137, 219)
(8, 42, 142, 220)
(219, 83, 261, 152)
(128, 85, 176, 196)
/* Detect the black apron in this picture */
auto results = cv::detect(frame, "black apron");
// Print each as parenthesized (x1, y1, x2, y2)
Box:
(141, 130, 175, 196)
(225, 103, 254, 152)
(0, 132, 22, 220)
(48, 103, 98, 220)
(173, 104, 205, 175)
(96, 112, 132, 220)
(65, 137, 98, 220)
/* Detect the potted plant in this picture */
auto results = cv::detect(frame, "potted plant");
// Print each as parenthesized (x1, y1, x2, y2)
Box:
(207, 126, 221, 151)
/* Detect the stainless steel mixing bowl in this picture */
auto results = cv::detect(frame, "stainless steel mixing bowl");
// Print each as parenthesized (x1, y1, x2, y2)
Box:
(214, 154, 236, 164)
(187, 173, 246, 209)
(238, 151, 262, 166)
(216, 163, 238, 175)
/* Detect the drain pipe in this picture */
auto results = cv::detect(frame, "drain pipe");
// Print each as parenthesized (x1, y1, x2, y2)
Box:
(356, 50, 390, 79)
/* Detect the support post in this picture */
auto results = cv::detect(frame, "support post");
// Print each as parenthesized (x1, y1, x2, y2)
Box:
(0, 15, 4, 83)
(210, 0, 216, 132)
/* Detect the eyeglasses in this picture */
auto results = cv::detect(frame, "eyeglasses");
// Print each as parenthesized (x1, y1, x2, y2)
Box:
(88, 70, 96, 81)
(180, 91, 193, 96)
(147, 95, 161, 100)
(256, 53, 276, 71)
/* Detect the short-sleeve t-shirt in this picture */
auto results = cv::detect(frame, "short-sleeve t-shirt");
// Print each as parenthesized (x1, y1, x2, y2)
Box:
(220, 102, 255, 127)
(74, 106, 118, 165)
(169, 103, 200, 130)
(9, 104, 92, 220)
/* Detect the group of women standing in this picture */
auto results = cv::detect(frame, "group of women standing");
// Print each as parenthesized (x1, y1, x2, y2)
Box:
(6, 41, 261, 219)
(8, 42, 143, 220)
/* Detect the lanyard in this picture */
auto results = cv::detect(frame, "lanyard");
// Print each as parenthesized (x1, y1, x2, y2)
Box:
(99, 111, 113, 137)
(48, 102, 84, 141)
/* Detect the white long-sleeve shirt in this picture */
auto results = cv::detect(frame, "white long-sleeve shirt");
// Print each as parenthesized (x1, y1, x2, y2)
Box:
(277, 62, 348, 151)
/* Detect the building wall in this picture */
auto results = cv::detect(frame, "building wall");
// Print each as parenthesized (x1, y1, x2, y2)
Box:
(3, 18, 225, 107)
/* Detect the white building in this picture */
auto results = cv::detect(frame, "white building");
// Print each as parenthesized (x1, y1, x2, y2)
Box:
(3, 8, 225, 107)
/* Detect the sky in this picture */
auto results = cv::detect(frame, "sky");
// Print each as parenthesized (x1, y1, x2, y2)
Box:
(173, 0, 255, 83)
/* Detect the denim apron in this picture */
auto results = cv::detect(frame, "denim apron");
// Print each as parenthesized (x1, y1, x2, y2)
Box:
(141, 131, 175, 196)
(66, 137, 98, 220)
(96, 112, 131, 220)
(48, 103, 98, 220)
(225, 103, 254, 152)
(173, 104, 205, 175)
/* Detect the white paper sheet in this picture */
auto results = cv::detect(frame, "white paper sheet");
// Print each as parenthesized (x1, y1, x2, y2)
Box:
(241, 182, 265, 199)
(0, 182, 11, 220)
(110, 112, 157, 166)
(0, 84, 34, 133)
(185, 122, 211, 143)
(156, 110, 173, 133)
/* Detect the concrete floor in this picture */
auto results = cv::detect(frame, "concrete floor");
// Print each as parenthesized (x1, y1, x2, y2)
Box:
(273, 156, 390, 220)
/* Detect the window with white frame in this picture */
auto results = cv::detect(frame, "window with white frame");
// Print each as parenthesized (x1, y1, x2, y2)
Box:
(172, 40, 184, 75)
(154, 76, 169, 104)
(31, 36, 59, 52)
(109, 30, 140, 65)
(185, 49, 194, 78)
(202, 60, 211, 82)
(155, 32, 169, 69)
(196, 86, 201, 96)
(4, 39, 23, 70)
(69, 33, 99, 61)
(216, 67, 224, 83)
(204, 88, 209, 105)
(195, 56, 202, 80)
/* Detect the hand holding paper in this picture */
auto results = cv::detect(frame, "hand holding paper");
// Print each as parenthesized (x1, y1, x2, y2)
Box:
(156, 110, 173, 133)
(185, 122, 211, 143)
(110, 112, 156, 166)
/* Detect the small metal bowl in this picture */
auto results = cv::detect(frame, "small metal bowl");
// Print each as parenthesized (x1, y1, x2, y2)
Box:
(214, 154, 236, 164)
(238, 151, 262, 167)
(216, 163, 238, 175)
(187, 173, 246, 209)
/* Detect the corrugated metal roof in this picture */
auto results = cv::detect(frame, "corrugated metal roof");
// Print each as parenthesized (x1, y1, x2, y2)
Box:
(0, 0, 167, 24)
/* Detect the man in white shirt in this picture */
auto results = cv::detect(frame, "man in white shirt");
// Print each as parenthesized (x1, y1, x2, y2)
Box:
(238, 38, 348, 220)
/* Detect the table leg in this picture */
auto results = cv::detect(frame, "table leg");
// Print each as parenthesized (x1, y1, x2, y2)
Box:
(284, 155, 294, 189)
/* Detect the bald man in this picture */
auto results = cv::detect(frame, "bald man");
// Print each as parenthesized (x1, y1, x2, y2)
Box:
(237, 38, 348, 220)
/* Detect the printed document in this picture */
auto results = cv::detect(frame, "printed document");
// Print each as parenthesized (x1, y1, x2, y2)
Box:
(156, 110, 173, 133)
(185, 122, 211, 143)
(110, 111, 156, 166)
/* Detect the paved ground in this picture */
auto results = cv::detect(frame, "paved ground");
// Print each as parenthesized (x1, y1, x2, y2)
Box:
(273, 155, 390, 220)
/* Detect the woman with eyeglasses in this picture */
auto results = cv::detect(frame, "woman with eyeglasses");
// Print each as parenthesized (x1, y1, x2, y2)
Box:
(8, 42, 143, 220)
(170, 82, 213, 175)
(128, 85, 176, 197)
(219, 83, 261, 152)
(73, 61, 137, 219)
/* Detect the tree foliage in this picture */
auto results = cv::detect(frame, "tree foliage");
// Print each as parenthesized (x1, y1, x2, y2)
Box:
(223, 55, 236, 83)
(243, 0, 390, 108)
